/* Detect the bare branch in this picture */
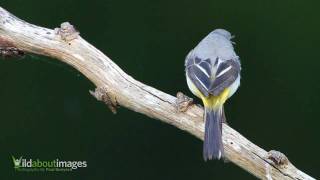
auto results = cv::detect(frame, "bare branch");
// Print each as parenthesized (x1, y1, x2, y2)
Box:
(0, 7, 315, 180)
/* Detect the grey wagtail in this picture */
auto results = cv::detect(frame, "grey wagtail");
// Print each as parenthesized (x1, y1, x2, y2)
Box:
(185, 29, 241, 160)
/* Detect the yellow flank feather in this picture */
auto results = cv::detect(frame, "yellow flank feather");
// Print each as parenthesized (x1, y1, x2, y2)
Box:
(201, 88, 230, 110)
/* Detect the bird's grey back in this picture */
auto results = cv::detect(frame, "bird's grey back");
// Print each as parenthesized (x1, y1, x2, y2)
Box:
(192, 29, 238, 62)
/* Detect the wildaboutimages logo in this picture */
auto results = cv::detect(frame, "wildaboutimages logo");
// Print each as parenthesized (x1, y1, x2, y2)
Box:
(12, 156, 87, 172)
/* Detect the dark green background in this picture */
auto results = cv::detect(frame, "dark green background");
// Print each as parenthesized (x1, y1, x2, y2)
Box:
(0, 0, 319, 179)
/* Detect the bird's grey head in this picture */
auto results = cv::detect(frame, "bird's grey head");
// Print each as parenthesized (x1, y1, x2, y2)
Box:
(211, 29, 232, 40)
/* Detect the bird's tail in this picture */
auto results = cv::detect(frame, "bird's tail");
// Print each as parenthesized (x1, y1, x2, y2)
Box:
(203, 106, 224, 161)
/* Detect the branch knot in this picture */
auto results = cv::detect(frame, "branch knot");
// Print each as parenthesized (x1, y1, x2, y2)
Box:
(0, 38, 25, 59)
(54, 22, 79, 42)
(267, 150, 289, 167)
(175, 92, 193, 112)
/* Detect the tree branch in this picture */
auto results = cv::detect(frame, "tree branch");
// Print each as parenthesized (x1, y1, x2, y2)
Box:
(0, 7, 314, 180)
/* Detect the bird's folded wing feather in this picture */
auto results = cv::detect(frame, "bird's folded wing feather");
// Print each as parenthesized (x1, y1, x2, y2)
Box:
(186, 54, 240, 97)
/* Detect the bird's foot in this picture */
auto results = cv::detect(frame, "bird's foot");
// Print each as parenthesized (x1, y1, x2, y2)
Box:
(175, 92, 193, 112)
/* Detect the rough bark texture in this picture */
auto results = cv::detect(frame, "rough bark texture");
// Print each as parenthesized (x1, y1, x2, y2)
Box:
(0, 7, 315, 180)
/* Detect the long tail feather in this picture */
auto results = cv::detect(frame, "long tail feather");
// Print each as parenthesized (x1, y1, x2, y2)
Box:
(203, 107, 224, 160)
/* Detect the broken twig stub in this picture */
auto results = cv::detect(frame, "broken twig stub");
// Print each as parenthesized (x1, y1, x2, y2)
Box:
(90, 87, 118, 114)
(0, 37, 24, 59)
(267, 150, 289, 167)
(54, 22, 79, 42)
(175, 92, 193, 112)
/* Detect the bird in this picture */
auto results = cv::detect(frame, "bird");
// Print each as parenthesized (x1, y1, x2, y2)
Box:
(185, 29, 241, 160)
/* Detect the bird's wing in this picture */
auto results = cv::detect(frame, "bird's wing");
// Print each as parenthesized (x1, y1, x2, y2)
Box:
(186, 55, 212, 97)
(186, 54, 240, 97)
(209, 58, 240, 96)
